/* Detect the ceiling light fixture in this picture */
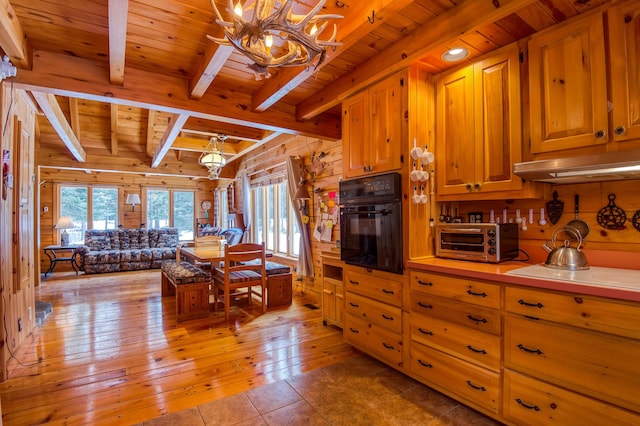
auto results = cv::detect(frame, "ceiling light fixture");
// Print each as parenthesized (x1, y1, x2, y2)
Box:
(209, 0, 342, 80)
(200, 134, 227, 180)
(442, 47, 469, 62)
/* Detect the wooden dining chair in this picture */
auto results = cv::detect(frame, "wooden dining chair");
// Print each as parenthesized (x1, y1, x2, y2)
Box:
(212, 243, 267, 321)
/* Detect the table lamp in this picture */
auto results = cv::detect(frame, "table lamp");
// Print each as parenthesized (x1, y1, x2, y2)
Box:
(126, 193, 141, 211)
(55, 216, 74, 246)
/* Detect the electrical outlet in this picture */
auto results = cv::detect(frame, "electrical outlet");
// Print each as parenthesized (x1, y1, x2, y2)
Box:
(18, 317, 22, 332)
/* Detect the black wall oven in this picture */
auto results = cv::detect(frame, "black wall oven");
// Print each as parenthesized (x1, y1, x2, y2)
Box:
(339, 172, 403, 274)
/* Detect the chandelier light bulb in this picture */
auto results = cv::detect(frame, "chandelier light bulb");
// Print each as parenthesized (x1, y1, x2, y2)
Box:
(234, 2, 243, 16)
(265, 34, 273, 48)
(310, 23, 318, 36)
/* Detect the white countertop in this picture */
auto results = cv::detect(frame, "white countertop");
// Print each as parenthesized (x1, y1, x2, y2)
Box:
(505, 264, 640, 292)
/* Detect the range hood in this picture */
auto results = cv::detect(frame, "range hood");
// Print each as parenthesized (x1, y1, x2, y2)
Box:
(513, 150, 640, 184)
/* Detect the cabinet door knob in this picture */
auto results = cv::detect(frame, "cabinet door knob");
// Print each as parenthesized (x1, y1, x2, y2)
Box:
(465, 183, 472, 190)
(594, 129, 606, 138)
(614, 126, 626, 136)
(474, 183, 481, 190)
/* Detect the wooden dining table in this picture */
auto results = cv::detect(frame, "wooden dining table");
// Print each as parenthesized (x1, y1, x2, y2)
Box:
(177, 246, 225, 265)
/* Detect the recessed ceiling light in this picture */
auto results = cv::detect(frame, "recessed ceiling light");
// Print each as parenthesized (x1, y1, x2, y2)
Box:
(442, 47, 469, 62)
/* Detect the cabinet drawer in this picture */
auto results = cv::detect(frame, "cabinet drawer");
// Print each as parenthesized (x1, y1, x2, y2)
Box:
(503, 369, 640, 426)
(505, 286, 640, 339)
(505, 314, 640, 412)
(411, 313, 501, 371)
(345, 314, 403, 368)
(410, 343, 500, 413)
(410, 292, 501, 335)
(345, 269, 402, 307)
(346, 292, 402, 334)
(410, 271, 500, 309)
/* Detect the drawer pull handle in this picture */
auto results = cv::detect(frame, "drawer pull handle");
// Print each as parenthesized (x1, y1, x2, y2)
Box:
(382, 288, 394, 294)
(418, 359, 432, 368)
(467, 315, 487, 324)
(382, 342, 395, 350)
(349, 302, 359, 308)
(515, 398, 541, 411)
(381, 314, 394, 321)
(518, 299, 544, 308)
(418, 328, 433, 336)
(418, 302, 433, 309)
(517, 344, 544, 355)
(466, 289, 487, 298)
(466, 345, 487, 355)
(349, 280, 360, 285)
(349, 328, 359, 334)
(466, 380, 486, 392)
(417, 279, 433, 286)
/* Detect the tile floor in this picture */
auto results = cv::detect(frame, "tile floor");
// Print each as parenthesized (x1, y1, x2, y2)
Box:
(143, 354, 503, 425)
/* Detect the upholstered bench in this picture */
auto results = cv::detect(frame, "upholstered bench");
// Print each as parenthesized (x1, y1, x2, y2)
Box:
(243, 260, 292, 308)
(161, 261, 211, 321)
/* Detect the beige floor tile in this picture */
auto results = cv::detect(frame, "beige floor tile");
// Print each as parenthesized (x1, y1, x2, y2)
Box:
(144, 407, 204, 426)
(262, 399, 329, 426)
(198, 393, 260, 426)
(246, 380, 302, 414)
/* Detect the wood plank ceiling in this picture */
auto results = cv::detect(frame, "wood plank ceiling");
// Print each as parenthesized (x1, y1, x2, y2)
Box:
(0, 0, 610, 179)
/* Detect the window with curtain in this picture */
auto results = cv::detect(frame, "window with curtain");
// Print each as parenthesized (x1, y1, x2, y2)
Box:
(146, 189, 194, 241)
(250, 181, 299, 257)
(59, 185, 118, 244)
(219, 187, 229, 228)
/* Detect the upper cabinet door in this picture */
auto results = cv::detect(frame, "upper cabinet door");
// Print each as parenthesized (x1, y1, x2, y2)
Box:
(368, 76, 403, 175)
(436, 66, 475, 195)
(528, 13, 608, 154)
(343, 91, 369, 178)
(608, 1, 640, 143)
(342, 73, 404, 179)
(474, 46, 523, 193)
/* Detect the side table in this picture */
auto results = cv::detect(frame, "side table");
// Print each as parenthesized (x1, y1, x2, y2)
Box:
(44, 245, 81, 277)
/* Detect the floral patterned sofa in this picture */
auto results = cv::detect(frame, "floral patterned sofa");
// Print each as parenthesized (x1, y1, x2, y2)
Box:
(76, 228, 180, 274)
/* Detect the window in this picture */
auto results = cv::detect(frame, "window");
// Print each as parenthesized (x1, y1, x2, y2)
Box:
(146, 189, 194, 241)
(251, 181, 300, 257)
(59, 185, 118, 244)
(218, 187, 229, 229)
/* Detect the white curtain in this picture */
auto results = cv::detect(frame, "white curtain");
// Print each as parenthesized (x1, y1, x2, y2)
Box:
(286, 156, 313, 278)
(241, 171, 251, 242)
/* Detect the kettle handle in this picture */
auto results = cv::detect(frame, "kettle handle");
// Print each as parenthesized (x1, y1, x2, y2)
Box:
(551, 226, 583, 250)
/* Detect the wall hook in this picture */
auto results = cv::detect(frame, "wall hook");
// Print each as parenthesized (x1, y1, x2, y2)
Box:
(368, 10, 375, 24)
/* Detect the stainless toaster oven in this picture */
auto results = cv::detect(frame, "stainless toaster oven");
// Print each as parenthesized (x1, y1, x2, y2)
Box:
(435, 223, 519, 263)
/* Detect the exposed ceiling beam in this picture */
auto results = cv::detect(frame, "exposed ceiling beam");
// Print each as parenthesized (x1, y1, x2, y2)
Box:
(151, 113, 189, 167)
(189, 44, 234, 99)
(15, 50, 341, 140)
(32, 92, 86, 162)
(110, 103, 119, 156)
(108, 0, 129, 85)
(171, 136, 243, 155)
(182, 117, 266, 142)
(297, 0, 538, 120)
(0, 0, 31, 69)
(251, 0, 416, 112)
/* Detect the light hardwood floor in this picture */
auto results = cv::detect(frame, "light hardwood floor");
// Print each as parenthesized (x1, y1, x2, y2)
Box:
(0, 270, 358, 425)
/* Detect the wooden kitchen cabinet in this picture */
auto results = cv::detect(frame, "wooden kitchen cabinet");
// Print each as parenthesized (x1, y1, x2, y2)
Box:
(342, 72, 403, 178)
(435, 43, 530, 200)
(528, 11, 608, 154)
(408, 271, 502, 415)
(504, 314, 640, 413)
(343, 266, 405, 369)
(609, 1, 640, 144)
(503, 370, 639, 426)
(321, 252, 344, 328)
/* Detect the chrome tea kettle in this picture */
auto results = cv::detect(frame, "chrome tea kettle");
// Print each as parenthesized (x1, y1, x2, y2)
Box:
(542, 226, 590, 270)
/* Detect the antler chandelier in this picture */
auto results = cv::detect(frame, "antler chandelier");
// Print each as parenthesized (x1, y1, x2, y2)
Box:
(199, 134, 227, 180)
(208, 0, 342, 79)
